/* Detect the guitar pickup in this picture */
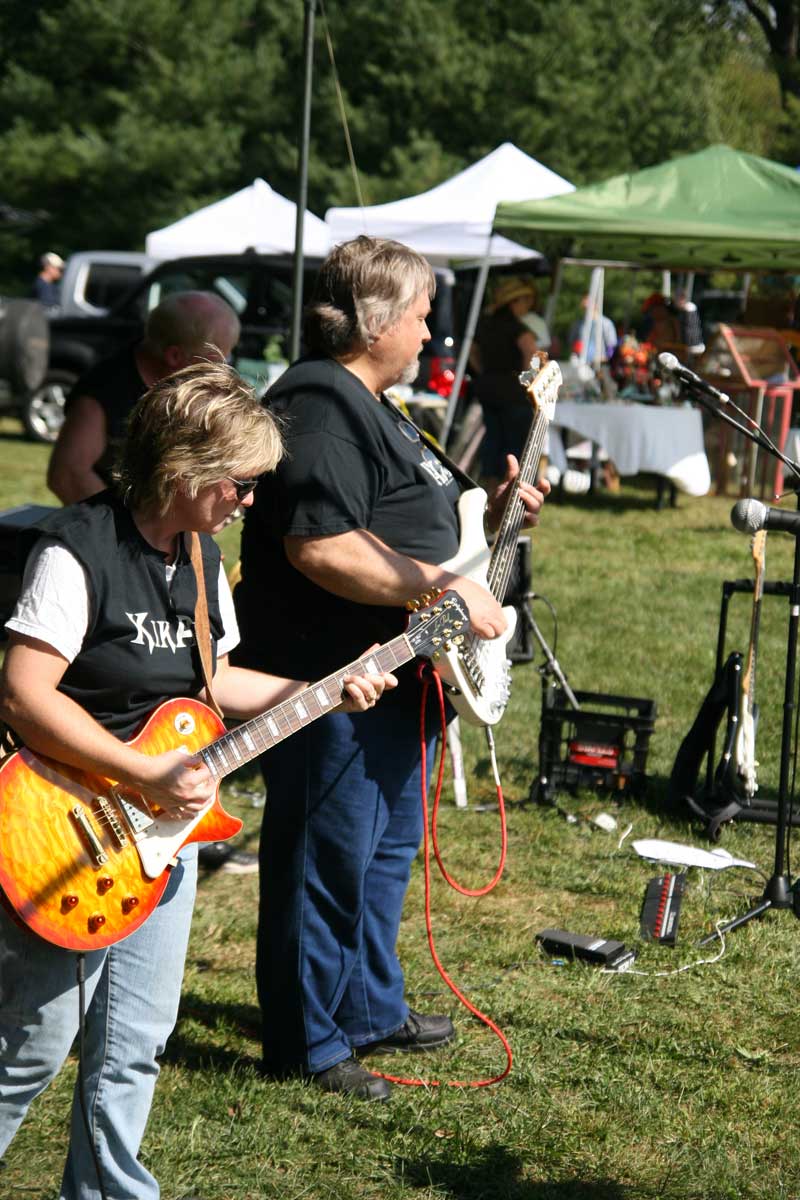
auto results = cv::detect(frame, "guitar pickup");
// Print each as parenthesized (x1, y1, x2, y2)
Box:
(70, 804, 109, 867)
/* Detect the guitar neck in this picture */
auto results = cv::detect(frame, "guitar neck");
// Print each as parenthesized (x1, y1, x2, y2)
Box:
(742, 582, 764, 705)
(199, 635, 413, 779)
(742, 534, 767, 707)
(486, 408, 549, 601)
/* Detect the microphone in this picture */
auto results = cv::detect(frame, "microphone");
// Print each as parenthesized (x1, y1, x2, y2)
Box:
(731, 497, 800, 535)
(658, 352, 730, 404)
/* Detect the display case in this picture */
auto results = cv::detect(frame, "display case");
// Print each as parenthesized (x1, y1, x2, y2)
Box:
(698, 324, 800, 497)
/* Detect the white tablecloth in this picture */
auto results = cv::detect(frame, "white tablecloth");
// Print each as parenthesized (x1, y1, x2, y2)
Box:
(547, 401, 710, 496)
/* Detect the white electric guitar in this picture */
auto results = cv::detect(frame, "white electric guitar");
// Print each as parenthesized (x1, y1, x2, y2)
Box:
(435, 356, 562, 725)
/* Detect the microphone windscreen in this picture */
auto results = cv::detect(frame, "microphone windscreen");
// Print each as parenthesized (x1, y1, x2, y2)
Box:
(731, 498, 766, 533)
(658, 351, 679, 370)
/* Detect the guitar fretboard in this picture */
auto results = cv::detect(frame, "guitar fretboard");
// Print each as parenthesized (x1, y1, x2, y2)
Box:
(487, 408, 549, 603)
(199, 637, 411, 779)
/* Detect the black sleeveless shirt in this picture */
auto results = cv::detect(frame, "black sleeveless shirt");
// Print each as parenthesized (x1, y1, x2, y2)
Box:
(22, 492, 223, 740)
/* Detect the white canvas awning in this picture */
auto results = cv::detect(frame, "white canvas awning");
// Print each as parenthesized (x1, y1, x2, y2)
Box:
(325, 143, 573, 265)
(146, 178, 331, 259)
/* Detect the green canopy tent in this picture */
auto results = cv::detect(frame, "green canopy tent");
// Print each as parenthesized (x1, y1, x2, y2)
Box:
(493, 144, 800, 273)
(488, 144, 800, 493)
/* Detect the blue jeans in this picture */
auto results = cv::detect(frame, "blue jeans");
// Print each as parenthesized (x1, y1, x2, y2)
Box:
(257, 689, 437, 1074)
(0, 847, 197, 1200)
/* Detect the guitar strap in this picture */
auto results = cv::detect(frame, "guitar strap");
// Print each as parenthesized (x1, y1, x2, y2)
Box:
(379, 394, 478, 493)
(189, 532, 225, 721)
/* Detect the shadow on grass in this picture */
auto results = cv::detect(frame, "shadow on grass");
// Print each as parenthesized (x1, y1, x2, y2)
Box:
(162, 992, 262, 1072)
(396, 1145, 628, 1199)
(550, 480, 672, 515)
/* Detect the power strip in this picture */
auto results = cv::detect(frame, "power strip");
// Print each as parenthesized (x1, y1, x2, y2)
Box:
(536, 927, 636, 972)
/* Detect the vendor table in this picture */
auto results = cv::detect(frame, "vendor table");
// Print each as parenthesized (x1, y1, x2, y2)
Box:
(546, 400, 711, 496)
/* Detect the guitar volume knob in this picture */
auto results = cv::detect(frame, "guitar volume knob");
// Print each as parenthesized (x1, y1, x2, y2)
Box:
(122, 896, 140, 914)
(88, 914, 107, 933)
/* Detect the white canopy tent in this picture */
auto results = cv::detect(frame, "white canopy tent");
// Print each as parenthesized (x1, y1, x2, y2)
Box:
(145, 177, 331, 259)
(327, 144, 574, 445)
(325, 142, 572, 263)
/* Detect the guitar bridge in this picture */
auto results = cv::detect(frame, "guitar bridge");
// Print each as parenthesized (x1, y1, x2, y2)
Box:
(97, 796, 129, 848)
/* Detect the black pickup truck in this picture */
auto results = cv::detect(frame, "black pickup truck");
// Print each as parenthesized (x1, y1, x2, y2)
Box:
(32, 251, 458, 442)
(0, 298, 50, 439)
(34, 252, 321, 441)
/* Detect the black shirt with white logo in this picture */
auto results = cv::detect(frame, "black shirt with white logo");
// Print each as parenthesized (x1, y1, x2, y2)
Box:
(23, 492, 223, 740)
(233, 356, 460, 680)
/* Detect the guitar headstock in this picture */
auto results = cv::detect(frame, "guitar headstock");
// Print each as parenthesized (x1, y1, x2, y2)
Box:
(405, 590, 470, 659)
(518, 355, 562, 420)
(751, 529, 767, 575)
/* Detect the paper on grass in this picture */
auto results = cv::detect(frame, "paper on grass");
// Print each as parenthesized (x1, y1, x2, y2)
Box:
(632, 838, 757, 871)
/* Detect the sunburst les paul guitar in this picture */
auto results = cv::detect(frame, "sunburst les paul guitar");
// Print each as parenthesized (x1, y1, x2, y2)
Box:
(0, 592, 469, 952)
(715, 530, 766, 805)
(436, 356, 562, 726)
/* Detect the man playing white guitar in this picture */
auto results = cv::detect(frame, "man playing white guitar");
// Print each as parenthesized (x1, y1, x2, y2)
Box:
(232, 235, 550, 1101)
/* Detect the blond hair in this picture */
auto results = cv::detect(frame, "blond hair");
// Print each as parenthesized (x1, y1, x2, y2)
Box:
(304, 236, 436, 356)
(115, 362, 283, 515)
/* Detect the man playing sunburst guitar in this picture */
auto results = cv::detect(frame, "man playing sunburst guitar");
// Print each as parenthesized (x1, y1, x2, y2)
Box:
(232, 236, 550, 1101)
(0, 362, 395, 1200)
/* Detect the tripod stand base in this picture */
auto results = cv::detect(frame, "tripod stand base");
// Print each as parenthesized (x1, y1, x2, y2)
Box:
(697, 875, 798, 947)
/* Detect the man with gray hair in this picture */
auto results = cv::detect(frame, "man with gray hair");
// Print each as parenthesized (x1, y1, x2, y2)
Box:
(233, 236, 550, 1100)
(47, 291, 240, 504)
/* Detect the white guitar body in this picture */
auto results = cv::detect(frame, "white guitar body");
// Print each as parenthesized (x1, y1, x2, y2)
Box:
(733, 707, 758, 799)
(437, 488, 518, 726)
(431, 356, 562, 727)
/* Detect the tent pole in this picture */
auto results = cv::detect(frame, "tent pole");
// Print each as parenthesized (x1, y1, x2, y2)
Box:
(440, 236, 492, 449)
(544, 258, 563, 329)
(290, 0, 317, 363)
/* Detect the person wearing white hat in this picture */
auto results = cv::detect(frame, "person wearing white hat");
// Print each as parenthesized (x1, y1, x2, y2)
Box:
(32, 251, 65, 309)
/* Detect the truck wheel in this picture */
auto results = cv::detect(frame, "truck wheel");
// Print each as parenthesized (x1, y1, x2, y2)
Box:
(0, 299, 49, 393)
(22, 368, 75, 443)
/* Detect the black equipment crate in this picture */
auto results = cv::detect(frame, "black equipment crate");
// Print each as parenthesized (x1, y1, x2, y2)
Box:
(532, 687, 657, 804)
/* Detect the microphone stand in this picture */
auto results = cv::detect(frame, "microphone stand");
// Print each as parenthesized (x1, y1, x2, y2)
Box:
(680, 379, 800, 943)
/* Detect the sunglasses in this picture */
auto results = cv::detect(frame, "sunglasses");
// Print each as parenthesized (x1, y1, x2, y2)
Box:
(226, 476, 260, 501)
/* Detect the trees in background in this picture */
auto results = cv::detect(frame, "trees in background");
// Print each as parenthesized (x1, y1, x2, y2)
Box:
(0, 0, 793, 291)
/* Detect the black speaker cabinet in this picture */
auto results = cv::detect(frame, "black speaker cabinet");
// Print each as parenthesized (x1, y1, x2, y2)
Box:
(506, 535, 533, 663)
(0, 503, 58, 628)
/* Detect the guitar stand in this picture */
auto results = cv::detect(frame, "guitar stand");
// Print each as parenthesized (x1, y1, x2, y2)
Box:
(699, 576, 797, 831)
(681, 380, 800, 946)
(698, 516, 800, 944)
(519, 593, 580, 712)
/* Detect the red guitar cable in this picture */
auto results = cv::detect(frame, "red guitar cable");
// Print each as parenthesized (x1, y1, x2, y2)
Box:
(375, 665, 512, 1090)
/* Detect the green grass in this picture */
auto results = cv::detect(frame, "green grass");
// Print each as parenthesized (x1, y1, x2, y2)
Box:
(3, 419, 800, 1199)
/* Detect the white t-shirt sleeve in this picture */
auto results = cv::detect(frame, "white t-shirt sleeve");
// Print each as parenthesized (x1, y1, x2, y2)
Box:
(5, 537, 91, 661)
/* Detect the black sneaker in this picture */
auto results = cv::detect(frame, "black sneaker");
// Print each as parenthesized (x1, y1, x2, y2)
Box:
(198, 842, 259, 875)
(310, 1056, 392, 1101)
(357, 1010, 455, 1055)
